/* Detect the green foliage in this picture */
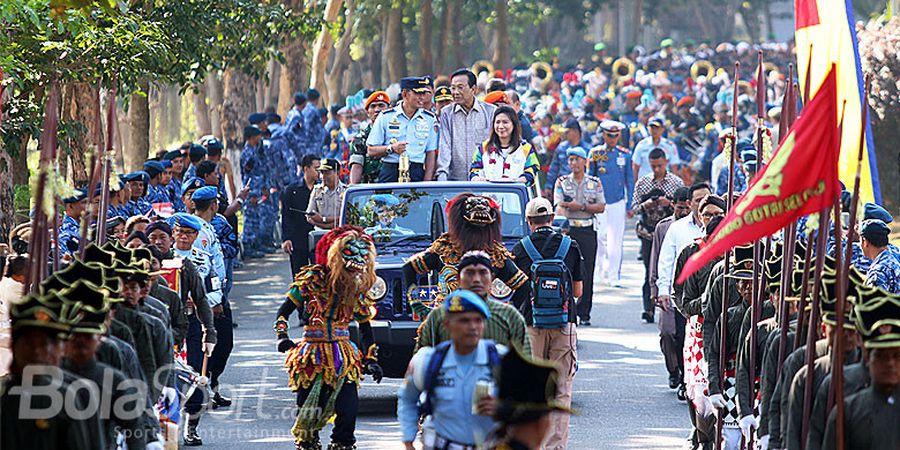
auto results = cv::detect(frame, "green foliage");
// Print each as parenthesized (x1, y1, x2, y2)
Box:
(14, 184, 31, 214)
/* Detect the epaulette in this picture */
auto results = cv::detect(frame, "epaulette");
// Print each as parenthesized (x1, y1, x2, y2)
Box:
(586, 174, 602, 183)
(420, 109, 436, 118)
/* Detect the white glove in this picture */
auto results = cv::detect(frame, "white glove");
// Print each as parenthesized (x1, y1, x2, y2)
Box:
(739, 415, 759, 440)
(146, 440, 165, 450)
(708, 393, 727, 410)
(758, 435, 770, 450)
(161, 386, 178, 406)
(202, 341, 215, 357)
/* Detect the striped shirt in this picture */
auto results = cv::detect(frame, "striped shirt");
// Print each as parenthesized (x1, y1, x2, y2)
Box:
(632, 171, 684, 215)
(415, 298, 532, 354)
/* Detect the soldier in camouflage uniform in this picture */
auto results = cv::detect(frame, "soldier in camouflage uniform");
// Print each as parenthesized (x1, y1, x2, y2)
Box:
(349, 91, 390, 184)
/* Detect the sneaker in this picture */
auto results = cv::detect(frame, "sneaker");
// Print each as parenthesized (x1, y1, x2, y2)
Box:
(641, 311, 655, 324)
(184, 423, 202, 446)
(578, 317, 591, 327)
(676, 383, 688, 401)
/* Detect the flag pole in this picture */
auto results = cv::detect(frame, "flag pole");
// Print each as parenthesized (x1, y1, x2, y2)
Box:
(28, 81, 61, 291)
(830, 75, 869, 450)
(716, 61, 740, 450)
(745, 50, 767, 450)
(96, 86, 117, 243)
(776, 63, 797, 378)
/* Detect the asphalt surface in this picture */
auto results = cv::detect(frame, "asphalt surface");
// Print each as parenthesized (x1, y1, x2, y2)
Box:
(197, 225, 692, 449)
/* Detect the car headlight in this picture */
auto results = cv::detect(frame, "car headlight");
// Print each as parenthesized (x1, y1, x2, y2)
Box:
(491, 278, 512, 299)
(369, 276, 387, 300)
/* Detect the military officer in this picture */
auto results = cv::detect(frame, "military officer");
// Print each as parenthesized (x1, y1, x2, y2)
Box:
(366, 76, 439, 182)
(123, 171, 153, 216)
(240, 125, 267, 257)
(162, 149, 186, 212)
(306, 158, 346, 231)
(143, 160, 169, 208)
(554, 147, 605, 326)
(397, 290, 506, 450)
(59, 188, 87, 261)
(860, 219, 900, 293)
(349, 90, 390, 184)
(589, 120, 634, 288)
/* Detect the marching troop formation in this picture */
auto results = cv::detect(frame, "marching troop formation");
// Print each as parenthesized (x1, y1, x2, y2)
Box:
(0, 35, 897, 450)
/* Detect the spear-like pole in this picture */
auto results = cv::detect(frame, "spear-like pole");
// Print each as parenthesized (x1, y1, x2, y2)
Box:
(828, 75, 869, 450)
(96, 87, 117, 243)
(28, 81, 61, 291)
(79, 85, 105, 257)
(800, 208, 830, 449)
(715, 61, 740, 450)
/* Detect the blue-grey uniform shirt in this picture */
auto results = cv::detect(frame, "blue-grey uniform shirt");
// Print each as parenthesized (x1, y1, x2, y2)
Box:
(397, 340, 504, 446)
(865, 247, 900, 294)
(589, 144, 635, 209)
(366, 104, 438, 165)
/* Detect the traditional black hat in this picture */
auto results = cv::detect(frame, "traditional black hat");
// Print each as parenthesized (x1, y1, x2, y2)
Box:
(10, 291, 78, 336)
(495, 347, 574, 424)
(851, 285, 900, 348)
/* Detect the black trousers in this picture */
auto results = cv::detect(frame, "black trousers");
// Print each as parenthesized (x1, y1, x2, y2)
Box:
(185, 314, 208, 415)
(660, 310, 687, 376)
(569, 226, 597, 321)
(295, 380, 359, 445)
(378, 162, 425, 183)
(640, 237, 654, 314)
(288, 237, 311, 277)
(208, 306, 234, 388)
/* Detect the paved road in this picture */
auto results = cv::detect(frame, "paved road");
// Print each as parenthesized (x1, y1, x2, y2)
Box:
(197, 226, 691, 449)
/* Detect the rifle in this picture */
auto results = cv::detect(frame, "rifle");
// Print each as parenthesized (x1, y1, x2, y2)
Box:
(715, 62, 740, 450)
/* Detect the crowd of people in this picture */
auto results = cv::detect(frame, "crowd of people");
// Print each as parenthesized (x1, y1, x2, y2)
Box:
(0, 36, 897, 450)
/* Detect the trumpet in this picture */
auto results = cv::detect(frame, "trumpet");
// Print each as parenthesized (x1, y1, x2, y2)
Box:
(690, 60, 716, 82)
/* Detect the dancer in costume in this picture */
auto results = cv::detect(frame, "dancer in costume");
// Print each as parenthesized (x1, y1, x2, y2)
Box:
(273, 225, 384, 450)
(402, 193, 528, 318)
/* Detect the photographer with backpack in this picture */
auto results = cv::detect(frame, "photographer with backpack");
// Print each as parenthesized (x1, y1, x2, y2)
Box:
(510, 197, 584, 450)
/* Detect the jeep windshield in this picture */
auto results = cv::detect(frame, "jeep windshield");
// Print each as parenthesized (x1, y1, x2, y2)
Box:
(343, 186, 528, 246)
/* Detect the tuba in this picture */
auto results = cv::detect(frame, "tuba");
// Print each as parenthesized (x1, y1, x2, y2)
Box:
(690, 60, 715, 82)
(611, 57, 636, 86)
(530, 61, 553, 88)
(472, 60, 495, 79)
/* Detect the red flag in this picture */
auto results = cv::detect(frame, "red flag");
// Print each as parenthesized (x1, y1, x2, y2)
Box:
(677, 66, 840, 283)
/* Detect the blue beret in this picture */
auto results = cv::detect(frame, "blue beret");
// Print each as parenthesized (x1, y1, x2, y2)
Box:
(62, 188, 87, 204)
(444, 289, 491, 319)
(293, 91, 307, 104)
(205, 138, 224, 151)
(400, 77, 431, 92)
(863, 203, 893, 223)
(182, 177, 205, 193)
(191, 186, 218, 201)
(160, 160, 172, 169)
(860, 219, 890, 238)
(566, 147, 588, 159)
(172, 213, 202, 232)
(143, 160, 165, 177)
(188, 144, 207, 159)
(243, 125, 262, 139)
(248, 112, 267, 125)
(736, 138, 755, 154)
(122, 171, 146, 183)
(266, 113, 282, 124)
(162, 149, 183, 161)
(370, 194, 400, 207)
(306, 88, 320, 100)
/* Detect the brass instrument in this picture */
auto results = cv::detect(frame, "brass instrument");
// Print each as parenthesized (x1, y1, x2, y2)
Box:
(471, 60, 495, 79)
(611, 57, 635, 86)
(690, 60, 715, 82)
(530, 61, 553, 88)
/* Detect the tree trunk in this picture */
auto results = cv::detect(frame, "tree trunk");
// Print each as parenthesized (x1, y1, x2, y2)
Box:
(151, 84, 167, 153)
(267, 58, 281, 110)
(437, 0, 452, 74)
(451, 1, 463, 69)
(277, 38, 308, 117)
(126, 80, 151, 172)
(221, 69, 256, 151)
(384, 3, 408, 82)
(116, 102, 129, 170)
(207, 72, 223, 138)
(166, 85, 180, 146)
(0, 137, 16, 236)
(193, 83, 213, 137)
(325, 0, 357, 105)
(309, 0, 345, 106)
(379, 15, 391, 86)
(491, 0, 508, 71)
(418, 0, 434, 75)
(62, 82, 103, 184)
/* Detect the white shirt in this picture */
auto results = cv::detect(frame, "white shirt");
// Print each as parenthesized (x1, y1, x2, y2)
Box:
(0, 277, 24, 376)
(656, 214, 705, 297)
